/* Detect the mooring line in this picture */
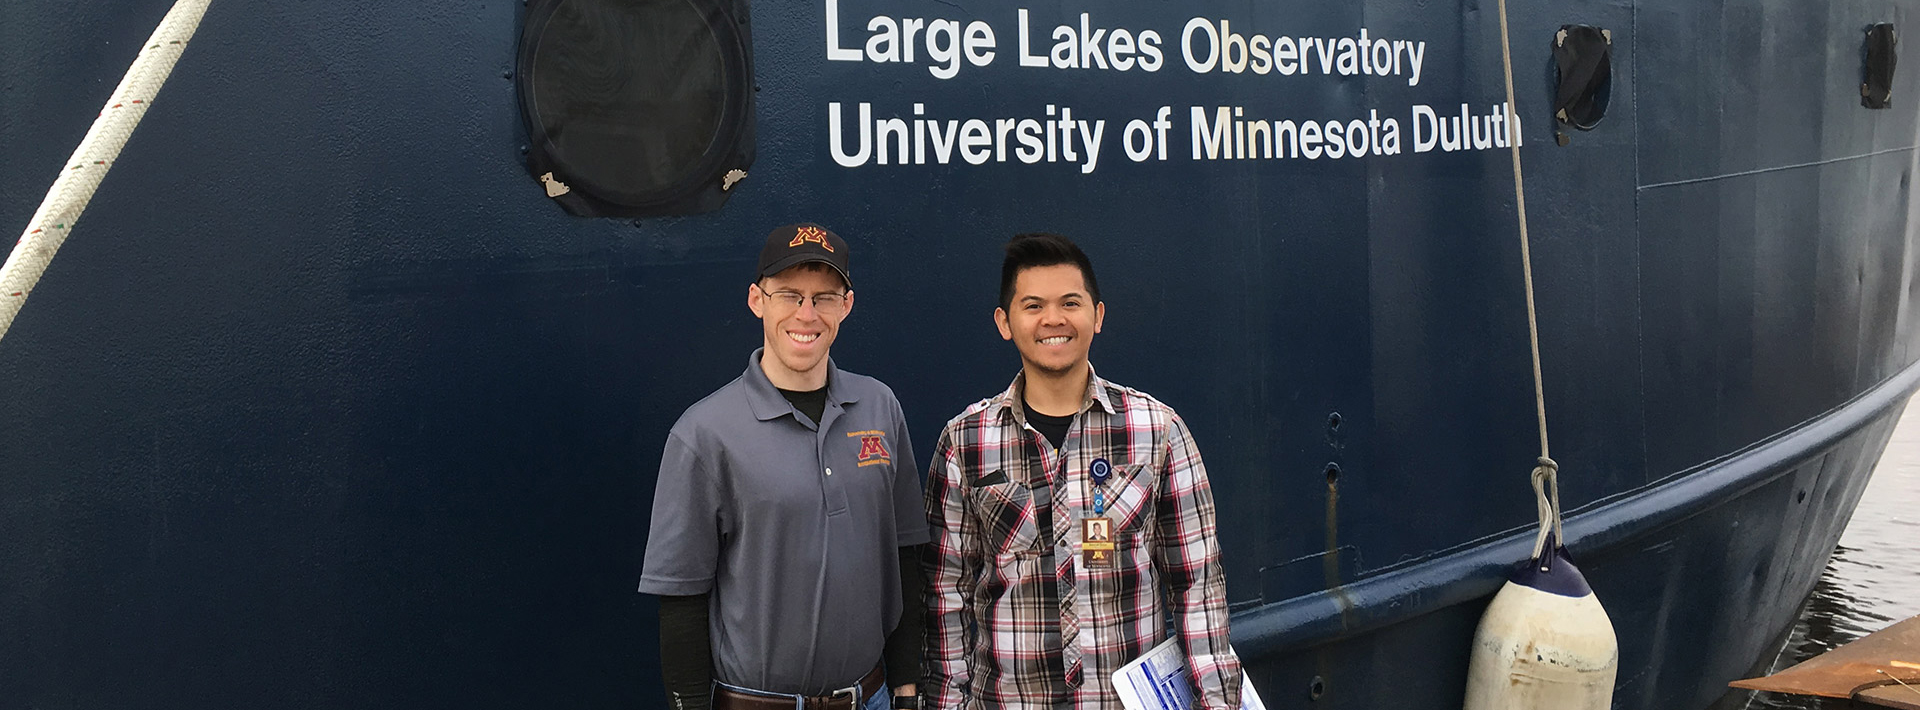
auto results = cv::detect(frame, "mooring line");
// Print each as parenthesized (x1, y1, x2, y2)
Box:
(1493, 0, 1567, 559)
(0, 0, 213, 342)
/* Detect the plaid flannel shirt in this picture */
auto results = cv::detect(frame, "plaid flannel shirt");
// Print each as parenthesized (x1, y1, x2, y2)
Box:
(923, 367, 1242, 710)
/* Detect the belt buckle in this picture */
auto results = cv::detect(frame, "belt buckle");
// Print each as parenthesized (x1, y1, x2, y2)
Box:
(828, 685, 860, 710)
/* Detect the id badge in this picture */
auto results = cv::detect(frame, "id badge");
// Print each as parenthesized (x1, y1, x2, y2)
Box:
(1081, 517, 1115, 568)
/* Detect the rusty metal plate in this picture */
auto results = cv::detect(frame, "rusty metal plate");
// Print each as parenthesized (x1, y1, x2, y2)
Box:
(1856, 682, 1920, 710)
(1730, 615, 1920, 703)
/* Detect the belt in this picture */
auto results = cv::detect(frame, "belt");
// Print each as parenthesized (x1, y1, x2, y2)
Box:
(713, 665, 886, 710)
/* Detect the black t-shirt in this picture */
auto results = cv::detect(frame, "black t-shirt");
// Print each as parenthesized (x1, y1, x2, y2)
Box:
(778, 386, 828, 425)
(1024, 401, 1074, 450)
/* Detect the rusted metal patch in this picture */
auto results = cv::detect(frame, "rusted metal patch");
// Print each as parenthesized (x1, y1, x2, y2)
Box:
(1730, 614, 1920, 708)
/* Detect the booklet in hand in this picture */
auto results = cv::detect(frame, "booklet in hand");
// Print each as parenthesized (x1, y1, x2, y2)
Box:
(1111, 638, 1266, 710)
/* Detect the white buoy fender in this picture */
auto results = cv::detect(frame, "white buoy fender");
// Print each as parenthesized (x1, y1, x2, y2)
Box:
(1463, 542, 1619, 710)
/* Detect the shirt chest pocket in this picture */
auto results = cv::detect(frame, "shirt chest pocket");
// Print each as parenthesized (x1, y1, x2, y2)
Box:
(1100, 463, 1158, 535)
(968, 475, 1042, 560)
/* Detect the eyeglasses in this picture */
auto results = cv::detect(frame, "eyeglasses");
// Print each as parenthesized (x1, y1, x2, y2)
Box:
(757, 285, 849, 316)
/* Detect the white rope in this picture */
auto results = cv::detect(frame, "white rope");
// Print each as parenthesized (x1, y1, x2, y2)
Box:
(1529, 459, 1564, 561)
(0, 0, 212, 342)
(1493, 0, 1567, 559)
(1495, 0, 1549, 461)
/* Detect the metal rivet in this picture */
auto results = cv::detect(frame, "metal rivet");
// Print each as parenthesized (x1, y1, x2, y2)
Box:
(825, 467, 833, 477)
(1309, 676, 1326, 700)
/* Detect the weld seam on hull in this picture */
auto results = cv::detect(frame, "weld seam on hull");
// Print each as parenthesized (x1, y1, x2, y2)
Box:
(1230, 358, 1920, 659)
(1636, 145, 1917, 191)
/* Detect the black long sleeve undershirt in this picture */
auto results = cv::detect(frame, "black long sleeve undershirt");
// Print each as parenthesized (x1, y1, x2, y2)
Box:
(657, 544, 927, 707)
(885, 544, 926, 689)
(658, 594, 714, 710)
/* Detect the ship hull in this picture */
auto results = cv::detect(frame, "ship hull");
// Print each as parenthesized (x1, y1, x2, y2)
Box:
(1233, 367, 1913, 710)
(3, 1, 1918, 708)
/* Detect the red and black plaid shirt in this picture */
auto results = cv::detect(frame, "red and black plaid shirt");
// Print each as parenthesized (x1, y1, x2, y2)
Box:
(923, 367, 1242, 710)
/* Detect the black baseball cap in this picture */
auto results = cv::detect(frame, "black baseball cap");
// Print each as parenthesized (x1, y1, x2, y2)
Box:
(756, 223, 851, 288)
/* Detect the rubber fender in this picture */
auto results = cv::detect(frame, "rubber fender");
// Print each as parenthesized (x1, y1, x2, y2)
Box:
(1463, 545, 1620, 710)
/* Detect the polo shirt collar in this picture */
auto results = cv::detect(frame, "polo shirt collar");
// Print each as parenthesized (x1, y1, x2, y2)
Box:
(742, 347, 861, 422)
(992, 362, 1119, 426)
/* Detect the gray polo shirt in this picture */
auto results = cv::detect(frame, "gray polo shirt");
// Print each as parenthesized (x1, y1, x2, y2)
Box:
(638, 349, 930, 695)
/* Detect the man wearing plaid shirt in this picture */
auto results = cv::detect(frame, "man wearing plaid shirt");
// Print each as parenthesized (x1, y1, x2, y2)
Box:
(923, 233, 1243, 710)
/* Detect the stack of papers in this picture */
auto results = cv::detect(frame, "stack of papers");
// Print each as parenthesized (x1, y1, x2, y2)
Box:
(1112, 638, 1266, 710)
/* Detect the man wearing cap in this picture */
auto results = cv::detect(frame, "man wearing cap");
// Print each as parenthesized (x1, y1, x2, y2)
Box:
(640, 223, 930, 710)
(923, 233, 1243, 710)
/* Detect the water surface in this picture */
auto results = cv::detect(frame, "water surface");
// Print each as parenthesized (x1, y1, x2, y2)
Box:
(1740, 400, 1920, 709)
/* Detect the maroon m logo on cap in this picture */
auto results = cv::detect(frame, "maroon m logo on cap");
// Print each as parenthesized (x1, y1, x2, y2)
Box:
(788, 226, 834, 251)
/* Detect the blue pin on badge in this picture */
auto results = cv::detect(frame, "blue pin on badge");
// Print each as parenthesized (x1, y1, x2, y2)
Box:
(1090, 458, 1112, 485)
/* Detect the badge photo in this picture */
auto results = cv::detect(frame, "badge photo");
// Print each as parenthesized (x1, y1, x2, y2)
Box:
(1082, 517, 1115, 568)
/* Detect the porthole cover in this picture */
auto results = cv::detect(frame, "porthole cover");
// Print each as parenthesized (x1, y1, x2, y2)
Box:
(517, 0, 755, 217)
(1552, 25, 1612, 132)
(1864, 23, 1897, 109)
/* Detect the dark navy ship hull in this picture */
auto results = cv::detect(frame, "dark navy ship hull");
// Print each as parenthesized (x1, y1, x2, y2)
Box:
(3, 1, 1917, 709)
(1237, 370, 1912, 709)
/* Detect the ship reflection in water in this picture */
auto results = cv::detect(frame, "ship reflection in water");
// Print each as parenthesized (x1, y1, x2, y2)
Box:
(1740, 401, 1920, 710)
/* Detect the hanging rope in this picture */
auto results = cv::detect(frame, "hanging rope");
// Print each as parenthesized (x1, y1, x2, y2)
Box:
(1529, 458, 1563, 561)
(0, 0, 213, 343)
(1493, 0, 1565, 558)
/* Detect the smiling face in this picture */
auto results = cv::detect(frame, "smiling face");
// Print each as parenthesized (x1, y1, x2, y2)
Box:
(747, 264, 852, 390)
(995, 263, 1105, 379)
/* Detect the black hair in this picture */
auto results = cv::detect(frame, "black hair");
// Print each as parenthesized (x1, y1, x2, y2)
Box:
(999, 232, 1100, 310)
